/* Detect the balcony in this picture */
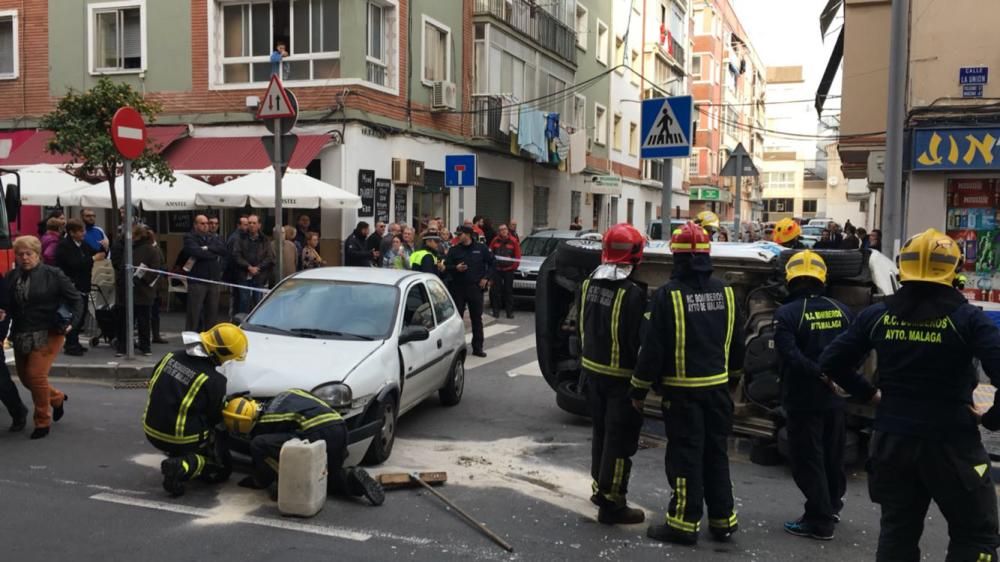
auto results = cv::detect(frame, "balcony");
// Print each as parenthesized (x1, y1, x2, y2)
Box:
(471, 95, 510, 145)
(669, 34, 685, 69)
(366, 59, 387, 87)
(474, 0, 577, 66)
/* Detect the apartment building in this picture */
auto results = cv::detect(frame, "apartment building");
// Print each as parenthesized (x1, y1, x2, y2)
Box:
(688, 0, 765, 223)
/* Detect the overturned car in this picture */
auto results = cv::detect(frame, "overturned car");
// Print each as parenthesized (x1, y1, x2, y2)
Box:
(535, 238, 899, 463)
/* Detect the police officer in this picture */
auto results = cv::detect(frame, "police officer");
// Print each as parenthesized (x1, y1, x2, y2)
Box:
(578, 224, 648, 525)
(445, 225, 494, 357)
(143, 322, 248, 496)
(774, 250, 853, 541)
(820, 228, 1000, 561)
(631, 222, 744, 546)
(223, 390, 385, 506)
(694, 211, 721, 241)
(773, 218, 807, 249)
(955, 272, 968, 291)
(411, 232, 446, 277)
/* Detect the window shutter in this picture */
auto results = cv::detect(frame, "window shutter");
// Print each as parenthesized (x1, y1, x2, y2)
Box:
(0, 19, 13, 75)
(122, 8, 141, 60)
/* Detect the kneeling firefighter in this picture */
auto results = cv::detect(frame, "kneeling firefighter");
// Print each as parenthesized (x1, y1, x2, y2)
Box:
(224, 389, 385, 506)
(577, 223, 649, 525)
(774, 250, 853, 541)
(142, 322, 248, 496)
(631, 222, 744, 546)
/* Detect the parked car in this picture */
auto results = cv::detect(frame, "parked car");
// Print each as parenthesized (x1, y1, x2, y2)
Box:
(513, 229, 601, 299)
(225, 267, 467, 466)
(534, 239, 898, 464)
(647, 219, 689, 240)
(808, 218, 835, 229)
(801, 224, 826, 246)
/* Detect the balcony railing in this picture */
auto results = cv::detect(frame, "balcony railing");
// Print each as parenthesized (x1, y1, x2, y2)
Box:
(669, 34, 685, 68)
(366, 59, 387, 87)
(474, 0, 577, 66)
(471, 94, 510, 145)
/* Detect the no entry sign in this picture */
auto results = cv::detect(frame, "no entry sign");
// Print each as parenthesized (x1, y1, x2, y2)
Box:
(111, 107, 147, 160)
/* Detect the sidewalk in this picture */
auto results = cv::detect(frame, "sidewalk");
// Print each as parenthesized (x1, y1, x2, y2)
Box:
(8, 309, 497, 381)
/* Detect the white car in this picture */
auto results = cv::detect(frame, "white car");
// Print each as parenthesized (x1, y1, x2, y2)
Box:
(224, 267, 467, 466)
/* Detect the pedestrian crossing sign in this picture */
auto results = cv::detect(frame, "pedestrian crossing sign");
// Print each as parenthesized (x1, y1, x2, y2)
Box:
(641, 95, 694, 159)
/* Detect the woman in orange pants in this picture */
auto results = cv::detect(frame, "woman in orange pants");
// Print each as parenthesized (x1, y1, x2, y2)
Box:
(1, 236, 83, 439)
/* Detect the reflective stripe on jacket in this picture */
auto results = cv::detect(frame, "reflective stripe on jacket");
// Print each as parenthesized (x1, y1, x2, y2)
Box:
(143, 351, 227, 445)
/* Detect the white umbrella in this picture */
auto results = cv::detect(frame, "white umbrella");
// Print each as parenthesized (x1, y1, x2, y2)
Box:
(194, 168, 361, 209)
(78, 172, 209, 210)
(2, 164, 91, 206)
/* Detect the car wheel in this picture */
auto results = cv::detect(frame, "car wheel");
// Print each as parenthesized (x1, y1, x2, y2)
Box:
(555, 379, 590, 418)
(362, 395, 398, 466)
(439, 355, 465, 406)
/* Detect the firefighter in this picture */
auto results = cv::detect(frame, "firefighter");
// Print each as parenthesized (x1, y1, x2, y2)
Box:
(773, 218, 806, 249)
(954, 273, 968, 291)
(774, 250, 853, 541)
(631, 222, 745, 546)
(224, 389, 385, 506)
(694, 211, 721, 240)
(577, 223, 648, 525)
(142, 322, 248, 497)
(819, 228, 1000, 561)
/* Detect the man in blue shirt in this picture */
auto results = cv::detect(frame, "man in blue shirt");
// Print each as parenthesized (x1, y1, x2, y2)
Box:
(82, 208, 109, 253)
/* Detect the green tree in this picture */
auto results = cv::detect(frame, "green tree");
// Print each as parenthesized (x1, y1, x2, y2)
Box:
(39, 77, 174, 235)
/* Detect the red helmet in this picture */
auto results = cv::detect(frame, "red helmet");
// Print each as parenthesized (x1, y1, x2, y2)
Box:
(602, 223, 645, 265)
(670, 221, 711, 254)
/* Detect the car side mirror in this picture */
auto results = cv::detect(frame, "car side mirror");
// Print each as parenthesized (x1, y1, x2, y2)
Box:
(233, 313, 248, 326)
(399, 325, 430, 344)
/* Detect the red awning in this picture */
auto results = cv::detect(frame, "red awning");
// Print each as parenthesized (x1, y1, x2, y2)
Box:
(0, 130, 37, 162)
(164, 135, 330, 175)
(3, 126, 187, 167)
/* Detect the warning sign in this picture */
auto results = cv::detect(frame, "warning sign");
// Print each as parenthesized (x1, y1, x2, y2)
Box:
(640, 95, 694, 159)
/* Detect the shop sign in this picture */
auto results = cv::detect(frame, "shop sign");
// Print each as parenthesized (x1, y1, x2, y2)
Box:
(690, 187, 730, 202)
(913, 127, 1000, 171)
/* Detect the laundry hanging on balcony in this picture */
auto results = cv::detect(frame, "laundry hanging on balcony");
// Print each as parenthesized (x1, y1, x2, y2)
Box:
(499, 95, 519, 135)
(518, 107, 548, 163)
(569, 131, 587, 174)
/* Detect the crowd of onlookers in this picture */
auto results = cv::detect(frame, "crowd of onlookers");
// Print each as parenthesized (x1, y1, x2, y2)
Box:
(811, 221, 882, 252)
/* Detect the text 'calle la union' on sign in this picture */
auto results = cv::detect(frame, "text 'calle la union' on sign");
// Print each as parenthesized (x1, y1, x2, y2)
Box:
(912, 127, 1000, 171)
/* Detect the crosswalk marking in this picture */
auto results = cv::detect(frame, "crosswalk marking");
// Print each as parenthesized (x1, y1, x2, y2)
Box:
(507, 360, 543, 378)
(466, 334, 537, 370)
(465, 323, 516, 345)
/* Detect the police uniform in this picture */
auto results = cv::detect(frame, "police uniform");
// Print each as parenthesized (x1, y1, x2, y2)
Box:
(410, 248, 440, 276)
(142, 350, 231, 484)
(774, 291, 853, 538)
(632, 250, 745, 543)
(578, 270, 647, 518)
(444, 236, 495, 354)
(819, 229, 1000, 561)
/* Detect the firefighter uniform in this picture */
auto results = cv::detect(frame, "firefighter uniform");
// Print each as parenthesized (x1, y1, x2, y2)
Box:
(774, 250, 853, 540)
(142, 350, 231, 491)
(632, 222, 744, 545)
(819, 229, 1000, 561)
(576, 224, 648, 524)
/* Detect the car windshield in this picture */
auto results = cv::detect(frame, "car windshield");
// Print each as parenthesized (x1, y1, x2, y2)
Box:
(521, 237, 561, 257)
(244, 279, 398, 340)
(802, 226, 825, 237)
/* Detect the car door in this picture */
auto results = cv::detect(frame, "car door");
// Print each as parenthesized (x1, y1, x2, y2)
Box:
(397, 281, 448, 411)
(426, 277, 464, 386)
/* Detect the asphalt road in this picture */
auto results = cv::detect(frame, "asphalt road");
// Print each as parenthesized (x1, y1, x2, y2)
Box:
(0, 309, 956, 561)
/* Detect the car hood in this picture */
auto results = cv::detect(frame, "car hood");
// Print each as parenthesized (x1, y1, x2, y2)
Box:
(223, 330, 386, 397)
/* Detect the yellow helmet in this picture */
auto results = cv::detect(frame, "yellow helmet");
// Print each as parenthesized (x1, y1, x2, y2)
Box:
(199, 323, 248, 364)
(772, 218, 802, 245)
(222, 397, 259, 434)
(695, 211, 721, 230)
(785, 250, 828, 285)
(897, 228, 963, 286)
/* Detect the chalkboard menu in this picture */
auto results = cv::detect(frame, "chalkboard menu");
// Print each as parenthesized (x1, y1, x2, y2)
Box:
(375, 178, 391, 224)
(394, 186, 408, 225)
(358, 169, 375, 217)
(168, 211, 193, 234)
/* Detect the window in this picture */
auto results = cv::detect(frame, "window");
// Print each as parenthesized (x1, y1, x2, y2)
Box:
(533, 185, 550, 229)
(422, 16, 450, 84)
(763, 172, 796, 190)
(595, 19, 608, 65)
(689, 153, 700, 176)
(691, 56, 702, 79)
(0, 11, 17, 79)
(614, 35, 624, 72)
(572, 94, 586, 131)
(575, 3, 588, 50)
(218, 0, 341, 85)
(644, 202, 652, 229)
(627, 198, 634, 225)
(367, 2, 386, 85)
(610, 197, 619, 223)
(403, 284, 435, 330)
(89, 2, 144, 73)
(628, 122, 638, 156)
(612, 113, 622, 151)
(802, 199, 818, 214)
(594, 104, 607, 146)
(571, 191, 582, 225)
(629, 49, 640, 85)
(725, 107, 739, 138)
(859, 199, 869, 213)
(425, 279, 455, 323)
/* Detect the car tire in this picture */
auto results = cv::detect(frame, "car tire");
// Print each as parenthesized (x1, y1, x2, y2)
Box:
(782, 248, 866, 279)
(362, 395, 398, 466)
(555, 379, 590, 418)
(439, 355, 465, 407)
(554, 239, 602, 273)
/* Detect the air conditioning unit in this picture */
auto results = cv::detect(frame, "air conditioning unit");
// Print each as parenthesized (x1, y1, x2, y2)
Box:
(392, 158, 425, 186)
(431, 81, 457, 111)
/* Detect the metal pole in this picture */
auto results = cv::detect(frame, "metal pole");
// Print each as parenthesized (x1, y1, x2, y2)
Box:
(458, 186, 465, 224)
(882, 0, 909, 256)
(274, 125, 283, 281)
(123, 160, 134, 360)
(734, 153, 743, 241)
(660, 159, 672, 238)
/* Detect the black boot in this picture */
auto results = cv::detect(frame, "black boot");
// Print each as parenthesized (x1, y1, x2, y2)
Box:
(29, 427, 50, 440)
(346, 468, 385, 506)
(710, 523, 739, 542)
(647, 522, 698, 546)
(53, 395, 67, 422)
(9, 406, 27, 432)
(161, 458, 186, 497)
(598, 504, 646, 525)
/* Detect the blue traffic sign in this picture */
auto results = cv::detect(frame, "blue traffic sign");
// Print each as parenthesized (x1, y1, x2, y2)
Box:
(445, 154, 477, 188)
(640, 95, 694, 159)
(960, 66, 989, 85)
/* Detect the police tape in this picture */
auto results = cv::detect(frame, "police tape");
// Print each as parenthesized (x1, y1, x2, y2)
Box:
(127, 265, 271, 294)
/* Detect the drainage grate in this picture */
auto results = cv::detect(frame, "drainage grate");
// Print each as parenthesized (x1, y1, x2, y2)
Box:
(113, 378, 150, 390)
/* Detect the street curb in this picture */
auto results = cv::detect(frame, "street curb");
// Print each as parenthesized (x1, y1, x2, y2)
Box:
(11, 362, 154, 381)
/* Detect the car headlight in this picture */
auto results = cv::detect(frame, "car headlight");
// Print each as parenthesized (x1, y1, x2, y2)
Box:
(312, 383, 352, 409)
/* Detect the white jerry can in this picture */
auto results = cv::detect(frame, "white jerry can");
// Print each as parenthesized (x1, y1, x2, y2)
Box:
(277, 438, 328, 517)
